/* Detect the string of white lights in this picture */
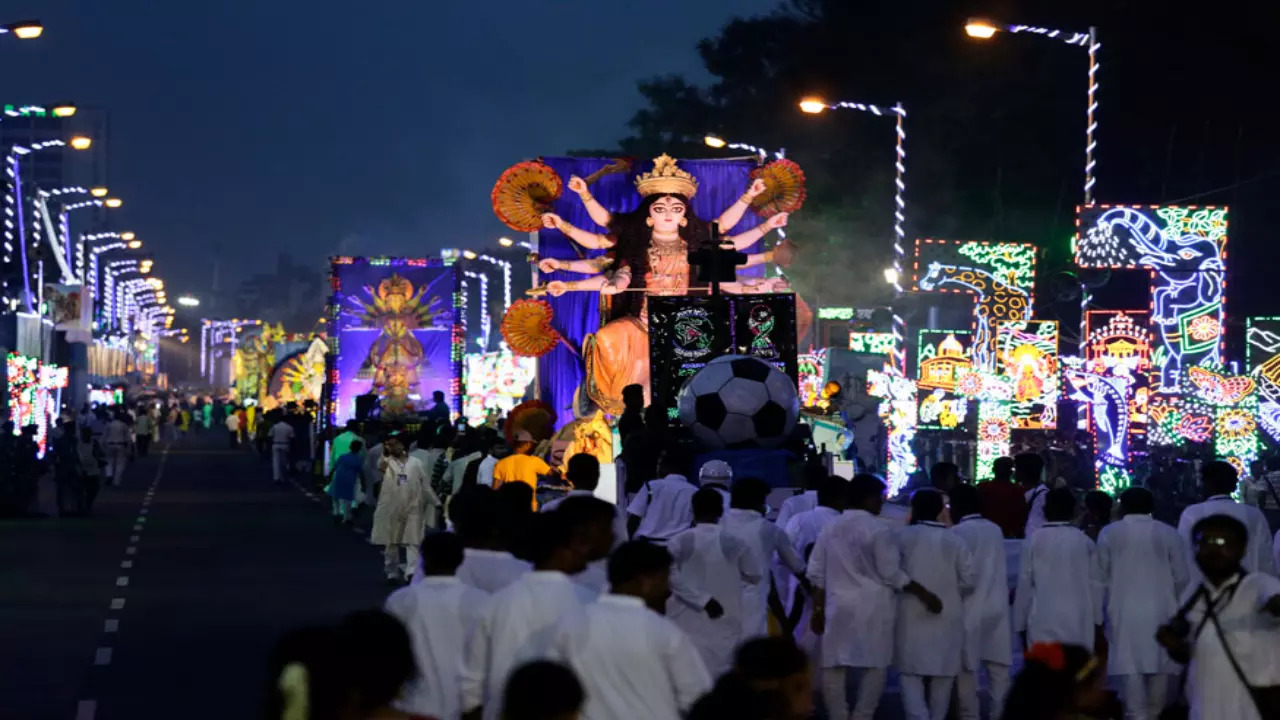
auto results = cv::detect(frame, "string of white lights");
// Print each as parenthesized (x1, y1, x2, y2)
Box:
(464, 270, 490, 350)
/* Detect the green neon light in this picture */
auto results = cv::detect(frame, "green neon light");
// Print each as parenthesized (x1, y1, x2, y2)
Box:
(849, 332, 893, 355)
(817, 307, 854, 321)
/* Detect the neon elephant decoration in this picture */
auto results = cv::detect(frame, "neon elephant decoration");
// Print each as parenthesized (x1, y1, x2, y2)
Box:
(1078, 207, 1226, 393)
(917, 262, 1032, 371)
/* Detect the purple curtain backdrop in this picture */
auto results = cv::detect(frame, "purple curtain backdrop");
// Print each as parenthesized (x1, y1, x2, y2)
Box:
(537, 156, 765, 427)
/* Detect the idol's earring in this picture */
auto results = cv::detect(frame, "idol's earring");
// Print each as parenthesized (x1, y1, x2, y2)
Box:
(645, 217, 654, 227)
(679, 217, 688, 228)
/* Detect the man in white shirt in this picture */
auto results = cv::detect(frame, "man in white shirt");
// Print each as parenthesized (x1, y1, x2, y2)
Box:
(1098, 487, 1189, 720)
(809, 474, 943, 720)
(1177, 460, 1277, 578)
(774, 463, 827, 528)
(385, 532, 490, 720)
(949, 484, 1013, 720)
(895, 490, 975, 720)
(627, 446, 699, 542)
(269, 418, 295, 484)
(102, 412, 132, 486)
(1017, 453, 1048, 538)
(413, 487, 531, 591)
(722, 476, 808, 637)
(447, 433, 484, 494)
(1157, 514, 1280, 720)
(549, 541, 712, 720)
(1013, 487, 1104, 652)
(541, 454, 627, 595)
(784, 478, 846, 655)
(667, 487, 762, 676)
(460, 507, 593, 720)
(225, 409, 241, 449)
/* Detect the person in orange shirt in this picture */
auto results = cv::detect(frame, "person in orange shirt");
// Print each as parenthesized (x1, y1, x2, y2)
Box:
(493, 430, 553, 509)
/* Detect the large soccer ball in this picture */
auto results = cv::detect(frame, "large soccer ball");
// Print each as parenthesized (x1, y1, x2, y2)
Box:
(678, 355, 800, 450)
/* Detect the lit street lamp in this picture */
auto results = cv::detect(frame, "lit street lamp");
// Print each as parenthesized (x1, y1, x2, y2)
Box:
(798, 96, 908, 375)
(1, 20, 43, 39)
(177, 295, 200, 308)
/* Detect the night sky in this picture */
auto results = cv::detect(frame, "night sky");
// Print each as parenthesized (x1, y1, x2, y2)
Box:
(7, 0, 778, 298)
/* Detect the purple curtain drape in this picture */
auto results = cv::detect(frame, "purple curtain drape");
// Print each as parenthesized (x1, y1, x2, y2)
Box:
(537, 156, 765, 427)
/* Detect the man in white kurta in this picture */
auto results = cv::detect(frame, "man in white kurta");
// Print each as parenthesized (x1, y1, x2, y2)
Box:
(103, 413, 131, 486)
(1013, 487, 1104, 651)
(541, 454, 627, 596)
(809, 475, 939, 720)
(949, 484, 1013, 720)
(722, 477, 807, 638)
(667, 487, 761, 676)
(1017, 452, 1048, 538)
(626, 461, 699, 542)
(1157, 514, 1280, 720)
(385, 533, 490, 720)
(269, 419, 294, 484)
(775, 463, 827, 528)
(1177, 460, 1277, 579)
(371, 435, 434, 582)
(548, 541, 712, 720)
(1098, 487, 1189, 720)
(784, 478, 845, 657)
(895, 490, 975, 720)
(459, 512, 591, 720)
(412, 487, 531, 591)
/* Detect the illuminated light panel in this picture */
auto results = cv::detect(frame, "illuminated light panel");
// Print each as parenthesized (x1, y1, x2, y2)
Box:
(1078, 310, 1154, 489)
(1245, 316, 1280, 404)
(916, 329, 973, 430)
(867, 366, 917, 497)
(817, 307, 855, 321)
(798, 349, 828, 409)
(1064, 356, 1134, 494)
(1076, 205, 1227, 393)
(913, 239, 1036, 371)
(461, 349, 537, 427)
(849, 331, 894, 355)
(995, 320, 1059, 429)
(954, 366, 1014, 480)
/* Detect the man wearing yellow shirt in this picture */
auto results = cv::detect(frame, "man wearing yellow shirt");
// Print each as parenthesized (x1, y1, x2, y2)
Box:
(492, 430, 552, 509)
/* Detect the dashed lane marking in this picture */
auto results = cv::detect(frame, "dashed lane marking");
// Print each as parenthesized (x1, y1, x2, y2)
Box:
(93, 648, 112, 666)
(115, 576, 129, 587)
(104, 619, 119, 633)
(121, 561, 133, 569)
(109, 598, 125, 610)
(75, 699, 96, 720)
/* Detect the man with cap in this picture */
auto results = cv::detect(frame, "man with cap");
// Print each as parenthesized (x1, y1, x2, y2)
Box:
(492, 429, 552, 510)
(698, 459, 734, 515)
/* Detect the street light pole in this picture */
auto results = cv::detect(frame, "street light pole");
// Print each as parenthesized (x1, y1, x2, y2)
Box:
(966, 19, 1101, 340)
(797, 99, 908, 375)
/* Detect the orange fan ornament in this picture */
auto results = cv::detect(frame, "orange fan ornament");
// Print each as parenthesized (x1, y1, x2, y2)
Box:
(492, 160, 564, 232)
(749, 158, 807, 217)
(501, 298, 562, 358)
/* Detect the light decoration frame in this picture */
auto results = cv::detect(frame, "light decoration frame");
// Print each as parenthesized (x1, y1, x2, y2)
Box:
(867, 365, 918, 497)
(1244, 316, 1280, 445)
(849, 331, 895, 355)
(954, 366, 1014, 480)
(1182, 364, 1261, 478)
(4, 140, 67, 312)
(1075, 205, 1227, 394)
(5, 353, 67, 458)
(461, 348, 537, 426)
(995, 320, 1059, 429)
(324, 256, 465, 427)
(913, 238, 1037, 371)
(915, 329, 974, 430)
(798, 349, 828, 409)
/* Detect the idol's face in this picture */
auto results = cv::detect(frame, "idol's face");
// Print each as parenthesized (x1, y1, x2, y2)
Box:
(649, 196, 686, 234)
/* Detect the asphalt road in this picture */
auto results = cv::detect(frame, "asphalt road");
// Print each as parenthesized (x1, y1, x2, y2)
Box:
(0, 429, 389, 720)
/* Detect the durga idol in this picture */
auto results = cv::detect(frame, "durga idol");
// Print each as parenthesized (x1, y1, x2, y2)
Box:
(537, 154, 795, 415)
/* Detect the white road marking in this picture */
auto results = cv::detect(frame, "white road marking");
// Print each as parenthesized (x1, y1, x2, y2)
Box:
(132, 524, 142, 531)
(121, 560, 133, 569)
(115, 576, 129, 587)
(104, 619, 119, 633)
(75, 699, 96, 720)
(140, 508, 149, 514)
(125, 546, 137, 555)
(138, 517, 147, 523)
(109, 598, 125, 610)
(129, 535, 140, 542)
(93, 648, 112, 665)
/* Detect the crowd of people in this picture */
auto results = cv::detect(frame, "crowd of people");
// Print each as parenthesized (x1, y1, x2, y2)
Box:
(259, 394, 1280, 720)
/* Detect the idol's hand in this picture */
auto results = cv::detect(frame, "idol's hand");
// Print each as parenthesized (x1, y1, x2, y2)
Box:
(747, 178, 768, 198)
(567, 176, 588, 195)
(541, 213, 563, 230)
(765, 212, 789, 230)
(538, 258, 561, 273)
(600, 282, 623, 296)
(546, 281, 569, 297)
(772, 239, 798, 268)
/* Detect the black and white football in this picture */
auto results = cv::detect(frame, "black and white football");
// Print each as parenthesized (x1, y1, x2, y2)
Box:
(677, 355, 799, 449)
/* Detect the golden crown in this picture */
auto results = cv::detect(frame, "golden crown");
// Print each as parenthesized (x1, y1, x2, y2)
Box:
(635, 154, 698, 198)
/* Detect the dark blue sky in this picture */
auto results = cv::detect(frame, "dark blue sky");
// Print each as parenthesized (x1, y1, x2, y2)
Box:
(8, 0, 778, 296)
